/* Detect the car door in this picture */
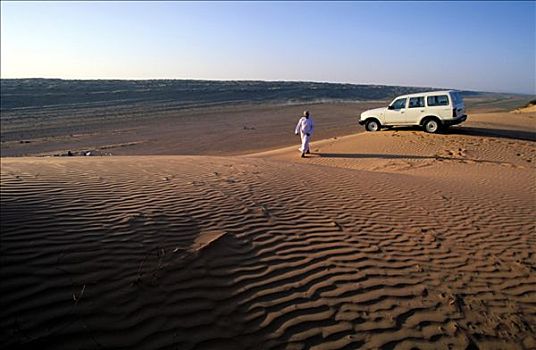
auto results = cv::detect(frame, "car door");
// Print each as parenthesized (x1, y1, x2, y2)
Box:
(405, 96, 425, 124)
(384, 97, 408, 124)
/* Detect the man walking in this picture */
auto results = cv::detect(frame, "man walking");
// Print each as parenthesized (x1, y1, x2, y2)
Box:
(295, 110, 314, 158)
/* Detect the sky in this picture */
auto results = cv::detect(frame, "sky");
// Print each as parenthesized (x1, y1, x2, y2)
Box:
(1, 1, 535, 94)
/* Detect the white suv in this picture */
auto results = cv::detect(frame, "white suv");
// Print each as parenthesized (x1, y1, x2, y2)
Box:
(359, 90, 467, 133)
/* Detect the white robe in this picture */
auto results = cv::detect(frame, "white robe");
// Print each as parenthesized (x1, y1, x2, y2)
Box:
(295, 117, 314, 153)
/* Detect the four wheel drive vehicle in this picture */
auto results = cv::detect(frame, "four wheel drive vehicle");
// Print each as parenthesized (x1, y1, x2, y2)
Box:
(359, 90, 467, 133)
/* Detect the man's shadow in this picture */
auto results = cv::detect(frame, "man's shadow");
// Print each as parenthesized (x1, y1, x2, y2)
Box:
(316, 153, 433, 160)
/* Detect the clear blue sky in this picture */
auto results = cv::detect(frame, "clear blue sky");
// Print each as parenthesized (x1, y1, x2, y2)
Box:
(1, 1, 534, 94)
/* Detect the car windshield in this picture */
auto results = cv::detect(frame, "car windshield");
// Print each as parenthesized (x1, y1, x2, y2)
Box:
(391, 98, 407, 110)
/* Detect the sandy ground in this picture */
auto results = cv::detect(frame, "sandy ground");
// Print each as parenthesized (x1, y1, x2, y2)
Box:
(1, 96, 532, 158)
(1, 102, 381, 157)
(1, 108, 535, 349)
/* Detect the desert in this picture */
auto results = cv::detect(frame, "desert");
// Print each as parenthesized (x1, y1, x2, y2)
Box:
(1, 80, 535, 349)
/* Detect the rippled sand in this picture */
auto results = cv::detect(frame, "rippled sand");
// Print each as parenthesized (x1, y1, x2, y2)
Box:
(1, 110, 535, 349)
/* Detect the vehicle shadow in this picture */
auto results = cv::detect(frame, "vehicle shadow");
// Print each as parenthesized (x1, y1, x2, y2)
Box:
(445, 126, 536, 142)
(378, 125, 535, 142)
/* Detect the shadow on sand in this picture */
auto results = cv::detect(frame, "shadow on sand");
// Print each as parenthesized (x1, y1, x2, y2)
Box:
(314, 152, 519, 166)
(378, 125, 535, 142)
(445, 126, 535, 142)
(317, 153, 432, 160)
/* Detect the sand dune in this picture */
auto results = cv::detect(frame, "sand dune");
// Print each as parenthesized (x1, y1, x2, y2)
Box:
(1, 107, 536, 349)
(2, 141, 535, 349)
(514, 105, 536, 114)
(254, 125, 535, 175)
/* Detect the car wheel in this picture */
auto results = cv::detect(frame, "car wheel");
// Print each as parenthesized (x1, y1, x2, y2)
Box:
(365, 119, 380, 132)
(423, 119, 441, 133)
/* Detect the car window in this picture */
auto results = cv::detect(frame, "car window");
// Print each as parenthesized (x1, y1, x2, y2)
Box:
(391, 98, 407, 110)
(450, 92, 462, 104)
(427, 95, 449, 106)
(409, 97, 425, 108)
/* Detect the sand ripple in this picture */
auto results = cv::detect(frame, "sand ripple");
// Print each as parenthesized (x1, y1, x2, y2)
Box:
(1, 156, 535, 349)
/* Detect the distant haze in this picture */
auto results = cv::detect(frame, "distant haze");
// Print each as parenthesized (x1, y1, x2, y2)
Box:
(1, 1, 534, 95)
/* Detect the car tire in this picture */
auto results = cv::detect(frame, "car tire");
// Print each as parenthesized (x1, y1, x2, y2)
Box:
(423, 118, 441, 134)
(365, 119, 380, 132)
